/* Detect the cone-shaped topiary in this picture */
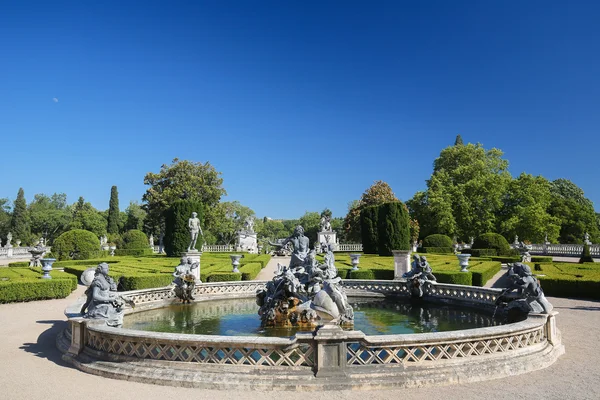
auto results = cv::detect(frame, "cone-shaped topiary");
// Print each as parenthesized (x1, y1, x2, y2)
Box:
(107, 186, 120, 235)
(377, 201, 411, 256)
(360, 205, 379, 254)
(164, 200, 204, 256)
(579, 243, 594, 263)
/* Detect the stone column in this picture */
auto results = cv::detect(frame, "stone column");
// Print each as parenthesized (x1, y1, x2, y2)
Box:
(181, 251, 202, 281)
(66, 319, 86, 357)
(313, 324, 348, 377)
(392, 250, 411, 279)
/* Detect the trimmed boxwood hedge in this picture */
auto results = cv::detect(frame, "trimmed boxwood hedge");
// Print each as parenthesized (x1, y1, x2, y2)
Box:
(119, 274, 173, 291)
(0, 268, 78, 303)
(419, 247, 454, 254)
(434, 271, 472, 286)
(114, 248, 153, 257)
(423, 234, 453, 248)
(120, 230, 149, 250)
(531, 256, 553, 263)
(471, 262, 502, 287)
(473, 233, 511, 256)
(348, 269, 375, 279)
(239, 262, 262, 281)
(206, 272, 242, 282)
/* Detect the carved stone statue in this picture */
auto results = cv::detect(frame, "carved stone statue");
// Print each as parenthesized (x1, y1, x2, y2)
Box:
(28, 243, 46, 267)
(171, 257, 199, 303)
(158, 232, 165, 254)
(81, 263, 134, 327)
(269, 225, 310, 269)
(496, 262, 553, 322)
(149, 234, 154, 248)
(244, 216, 255, 233)
(5, 232, 12, 248)
(320, 215, 332, 232)
(513, 235, 519, 246)
(256, 240, 353, 328)
(584, 232, 592, 245)
(187, 212, 203, 251)
(403, 255, 437, 297)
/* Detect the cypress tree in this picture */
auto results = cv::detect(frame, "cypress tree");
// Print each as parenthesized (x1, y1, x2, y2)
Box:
(360, 205, 379, 254)
(377, 201, 411, 256)
(107, 186, 120, 234)
(454, 134, 464, 146)
(164, 200, 204, 256)
(10, 188, 30, 243)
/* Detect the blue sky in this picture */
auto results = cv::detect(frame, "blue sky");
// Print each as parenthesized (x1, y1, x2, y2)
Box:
(1, 1, 599, 219)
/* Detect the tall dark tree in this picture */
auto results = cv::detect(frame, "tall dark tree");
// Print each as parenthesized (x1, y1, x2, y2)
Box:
(107, 186, 120, 234)
(10, 188, 30, 243)
(454, 134, 464, 146)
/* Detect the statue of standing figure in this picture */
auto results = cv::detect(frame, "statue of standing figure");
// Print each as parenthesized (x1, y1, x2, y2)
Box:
(5, 232, 12, 248)
(320, 215, 332, 232)
(149, 234, 154, 248)
(244, 216, 255, 233)
(187, 212, 203, 251)
(584, 232, 592, 245)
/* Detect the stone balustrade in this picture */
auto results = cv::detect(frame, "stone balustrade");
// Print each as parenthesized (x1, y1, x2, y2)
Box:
(0, 246, 49, 259)
(529, 243, 600, 257)
(202, 244, 235, 252)
(335, 243, 363, 252)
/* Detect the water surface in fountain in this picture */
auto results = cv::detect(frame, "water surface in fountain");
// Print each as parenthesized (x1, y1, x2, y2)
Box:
(123, 297, 503, 337)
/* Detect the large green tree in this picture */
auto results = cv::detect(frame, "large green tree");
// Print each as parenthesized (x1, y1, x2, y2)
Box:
(548, 179, 599, 243)
(69, 197, 107, 237)
(28, 193, 71, 244)
(142, 158, 226, 234)
(496, 174, 560, 242)
(10, 188, 30, 244)
(408, 142, 511, 240)
(0, 198, 11, 241)
(124, 201, 147, 231)
(210, 201, 255, 245)
(107, 186, 120, 234)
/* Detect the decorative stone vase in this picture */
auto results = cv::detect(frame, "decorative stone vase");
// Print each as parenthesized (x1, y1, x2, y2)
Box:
(457, 254, 471, 272)
(15, 240, 21, 247)
(349, 254, 362, 271)
(40, 258, 56, 279)
(109, 246, 116, 256)
(230, 255, 242, 273)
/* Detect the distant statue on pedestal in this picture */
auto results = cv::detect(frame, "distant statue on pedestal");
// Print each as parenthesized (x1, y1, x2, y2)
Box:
(187, 212, 203, 251)
(270, 225, 310, 269)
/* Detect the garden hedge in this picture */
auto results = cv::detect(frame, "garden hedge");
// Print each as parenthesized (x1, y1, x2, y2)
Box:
(360, 205, 379, 254)
(377, 201, 411, 256)
(422, 234, 453, 248)
(206, 272, 242, 282)
(0, 268, 77, 303)
(419, 247, 454, 254)
(52, 229, 101, 260)
(348, 269, 375, 279)
(239, 262, 263, 281)
(165, 200, 204, 256)
(120, 230, 149, 250)
(433, 271, 472, 286)
(473, 233, 511, 256)
(114, 248, 153, 257)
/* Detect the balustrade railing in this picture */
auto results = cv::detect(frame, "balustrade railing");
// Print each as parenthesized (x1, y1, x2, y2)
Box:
(202, 244, 235, 252)
(0, 246, 48, 259)
(335, 243, 363, 252)
(529, 243, 600, 257)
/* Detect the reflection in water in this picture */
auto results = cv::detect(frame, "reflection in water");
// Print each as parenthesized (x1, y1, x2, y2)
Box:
(123, 297, 502, 337)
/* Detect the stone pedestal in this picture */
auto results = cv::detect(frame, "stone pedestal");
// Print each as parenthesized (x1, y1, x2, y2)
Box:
(392, 250, 411, 279)
(181, 251, 202, 281)
(318, 231, 337, 248)
(314, 324, 348, 378)
(237, 232, 258, 254)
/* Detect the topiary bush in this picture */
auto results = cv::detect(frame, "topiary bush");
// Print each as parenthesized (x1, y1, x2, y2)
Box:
(165, 200, 204, 257)
(360, 205, 379, 254)
(423, 234, 453, 248)
(473, 233, 511, 256)
(52, 229, 101, 261)
(377, 202, 411, 256)
(120, 230, 149, 250)
(579, 243, 594, 263)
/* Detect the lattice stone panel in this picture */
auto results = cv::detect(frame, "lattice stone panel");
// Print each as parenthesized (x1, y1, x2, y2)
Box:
(347, 327, 545, 366)
(342, 281, 411, 295)
(85, 331, 314, 367)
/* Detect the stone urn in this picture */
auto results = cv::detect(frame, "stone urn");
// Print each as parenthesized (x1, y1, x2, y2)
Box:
(29, 246, 46, 267)
(230, 255, 243, 273)
(109, 246, 116, 256)
(457, 254, 471, 272)
(40, 258, 56, 279)
(15, 240, 21, 247)
(350, 253, 362, 271)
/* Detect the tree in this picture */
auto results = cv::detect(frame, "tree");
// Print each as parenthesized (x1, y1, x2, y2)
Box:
(10, 188, 30, 244)
(360, 206, 379, 254)
(377, 202, 411, 256)
(164, 200, 203, 256)
(107, 186, 120, 234)
(69, 197, 107, 237)
(124, 201, 147, 231)
(210, 201, 255, 245)
(0, 198, 12, 241)
(142, 158, 226, 234)
(549, 179, 599, 243)
(454, 134, 464, 146)
(408, 143, 511, 240)
(497, 174, 560, 243)
(343, 181, 398, 242)
(299, 211, 321, 248)
(28, 193, 71, 244)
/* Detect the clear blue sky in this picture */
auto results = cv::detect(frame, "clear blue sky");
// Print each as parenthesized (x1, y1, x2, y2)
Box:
(1, 1, 599, 219)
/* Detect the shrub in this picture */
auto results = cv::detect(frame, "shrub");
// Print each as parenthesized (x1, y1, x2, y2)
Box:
(360, 206, 379, 254)
(420, 247, 454, 254)
(239, 262, 262, 281)
(377, 202, 411, 256)
(531, 256, 553, 263)
(8, 262, 29, 268)
(121, 230, 149, 250)
(119, 274, 173, 291)
(165, 200, 204, 256)
(423, 234, 453, 248)
(0, 279, 73, 303)
(470, 262, 502, 287)
(579, 243, 594, 263)
(489, 256, 520, 263)
(466, 248, 497, 257)
(434, 271, 472, 286)
(206, 272, 242, 282)
(114, 248, 153, 257)
(52, 229, 101, 261)
(348, 269, 375, 280)
(473, 233, 511, 256)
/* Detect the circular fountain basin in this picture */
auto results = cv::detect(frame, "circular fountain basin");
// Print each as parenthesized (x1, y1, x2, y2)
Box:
(58, 280, 564, 390)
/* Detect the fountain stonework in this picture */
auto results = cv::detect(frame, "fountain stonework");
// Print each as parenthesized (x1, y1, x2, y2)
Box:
(58, 248, 564, 390)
